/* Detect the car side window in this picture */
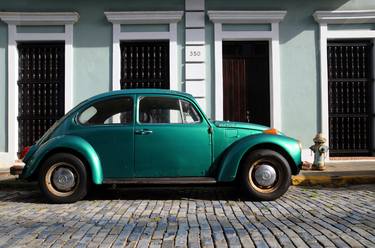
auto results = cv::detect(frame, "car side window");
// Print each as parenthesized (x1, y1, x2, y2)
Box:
(181, 100, 201, 123)
(78, 97, 133, 125)
(139, 96, 201, 124)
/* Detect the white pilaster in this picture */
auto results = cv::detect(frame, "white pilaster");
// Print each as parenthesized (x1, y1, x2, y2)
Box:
(270, 22, 282, 129)
(185, 0, 206, 111)
(65, 24, 74, 112)
(8, 24, 18, 162)
(112, 23, 121, 91)
(214, 23, 223, 120)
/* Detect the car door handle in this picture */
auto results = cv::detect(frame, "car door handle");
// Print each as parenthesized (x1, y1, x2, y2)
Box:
(135, 129, 153, 135)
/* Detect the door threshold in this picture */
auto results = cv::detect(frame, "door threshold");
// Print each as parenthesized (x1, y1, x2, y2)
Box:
(103, 177, 217, 185)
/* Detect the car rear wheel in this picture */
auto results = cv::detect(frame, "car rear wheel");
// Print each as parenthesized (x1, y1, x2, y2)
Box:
(241, 149, 291, 201)
(39, 153, 88, 203)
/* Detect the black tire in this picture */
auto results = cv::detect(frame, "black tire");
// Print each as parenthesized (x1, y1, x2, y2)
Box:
(38, 153, 88, 203)
(241, 149, 291, 201)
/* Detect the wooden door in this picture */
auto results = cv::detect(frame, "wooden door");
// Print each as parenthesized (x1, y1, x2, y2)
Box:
(223, 58, 248, 122)
(223, 41, 270, 126)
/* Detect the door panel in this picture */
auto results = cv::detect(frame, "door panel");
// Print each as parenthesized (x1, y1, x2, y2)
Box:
(74, 96, 135, 178)
(17, 43, 65, 152)
(134, 124, 212, 177)
(223, 41, 270, 126)
(134, 96, 212, 177)
(327, 40, 373, 156)
(76, 126, 134, 178)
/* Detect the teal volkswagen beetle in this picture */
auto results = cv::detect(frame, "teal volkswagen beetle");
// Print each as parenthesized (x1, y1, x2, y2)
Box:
(11, 89, 302, 203)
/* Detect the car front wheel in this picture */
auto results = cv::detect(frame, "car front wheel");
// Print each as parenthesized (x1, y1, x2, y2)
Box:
(39, 153, 88, 203)
(241, 149, 291, 201)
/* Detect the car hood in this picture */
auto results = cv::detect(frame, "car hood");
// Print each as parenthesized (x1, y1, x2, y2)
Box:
(213, 121, 269, 131)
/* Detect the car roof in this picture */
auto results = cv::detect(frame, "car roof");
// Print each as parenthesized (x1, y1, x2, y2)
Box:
(88, 89, 194, 102)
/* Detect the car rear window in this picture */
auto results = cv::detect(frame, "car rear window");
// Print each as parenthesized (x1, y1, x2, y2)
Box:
(78, 97, 133, 125)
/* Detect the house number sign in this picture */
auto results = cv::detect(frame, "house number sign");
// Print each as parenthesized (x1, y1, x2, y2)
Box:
(186, 46, 205, 62)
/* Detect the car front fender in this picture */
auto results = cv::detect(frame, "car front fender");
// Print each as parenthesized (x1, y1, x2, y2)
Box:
(216, 134, 302, 182)
(22, 135, 103, 184)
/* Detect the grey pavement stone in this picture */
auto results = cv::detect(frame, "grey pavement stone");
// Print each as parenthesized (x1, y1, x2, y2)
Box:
(0, 185, 373, 247)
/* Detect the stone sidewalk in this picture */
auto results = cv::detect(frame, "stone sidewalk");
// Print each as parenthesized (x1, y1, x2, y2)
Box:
(292, 161, 375, 186)
(0, 185, 374, 247)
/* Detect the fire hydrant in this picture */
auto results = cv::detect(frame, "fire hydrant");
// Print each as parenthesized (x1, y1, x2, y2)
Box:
(309, 133, 329, 170)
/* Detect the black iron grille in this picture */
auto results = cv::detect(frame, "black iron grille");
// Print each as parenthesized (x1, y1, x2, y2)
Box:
(17, 43, 65, 152)
(328, 40, 373, 156)
(120, 41, 169, 89)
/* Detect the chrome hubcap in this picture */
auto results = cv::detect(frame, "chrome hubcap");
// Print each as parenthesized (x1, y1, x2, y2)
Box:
(52, 167, 76, 191)
(253, 164, 277, 187)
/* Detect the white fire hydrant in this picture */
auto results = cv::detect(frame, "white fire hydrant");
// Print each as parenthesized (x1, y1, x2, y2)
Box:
(309, 133, 329, 170)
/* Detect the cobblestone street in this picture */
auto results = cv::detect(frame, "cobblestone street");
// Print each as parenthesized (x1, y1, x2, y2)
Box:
(0, 185, 374, 248)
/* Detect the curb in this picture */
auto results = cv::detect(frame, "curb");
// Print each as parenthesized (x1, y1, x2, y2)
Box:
(292, 175, 375, 187)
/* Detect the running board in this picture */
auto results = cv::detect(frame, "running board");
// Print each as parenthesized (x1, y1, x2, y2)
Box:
(103, 177, 217, 185)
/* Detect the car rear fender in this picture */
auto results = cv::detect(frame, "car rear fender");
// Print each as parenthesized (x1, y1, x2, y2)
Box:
(216, 134, 302, 182)
(23, 135, 103, 184)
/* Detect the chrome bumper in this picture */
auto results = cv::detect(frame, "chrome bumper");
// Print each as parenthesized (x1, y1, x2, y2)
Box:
(10, 160, 25, 176)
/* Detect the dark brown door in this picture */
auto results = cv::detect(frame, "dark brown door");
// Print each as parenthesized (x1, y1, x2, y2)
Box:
(120, 41, 169, 89)
(223, 41, 270, 126)
(17, 43, 65, 152)
(328, 40, 373, 156)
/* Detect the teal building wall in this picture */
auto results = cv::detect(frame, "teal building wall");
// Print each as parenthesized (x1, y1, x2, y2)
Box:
(0, 0, 374, 156)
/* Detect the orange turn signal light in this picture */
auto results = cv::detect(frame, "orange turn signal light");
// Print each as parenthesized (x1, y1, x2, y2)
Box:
(263, 128, 278, 135)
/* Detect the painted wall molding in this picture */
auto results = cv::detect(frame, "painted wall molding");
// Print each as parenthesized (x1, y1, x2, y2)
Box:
(207, 10, 286, 24)
(313, 10, 375, 24)
(105, 11, 183, 92)
(208, 10, 286, 129)
(0, 12, 79, 25)
(0, 12, 78, 165)
(104, 11, 183, 24)
(314, 10, 375, 160)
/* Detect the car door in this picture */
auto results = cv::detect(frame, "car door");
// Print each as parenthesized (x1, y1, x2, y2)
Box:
(74, 96, 134, 179)
(134, 95, 212, 177)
